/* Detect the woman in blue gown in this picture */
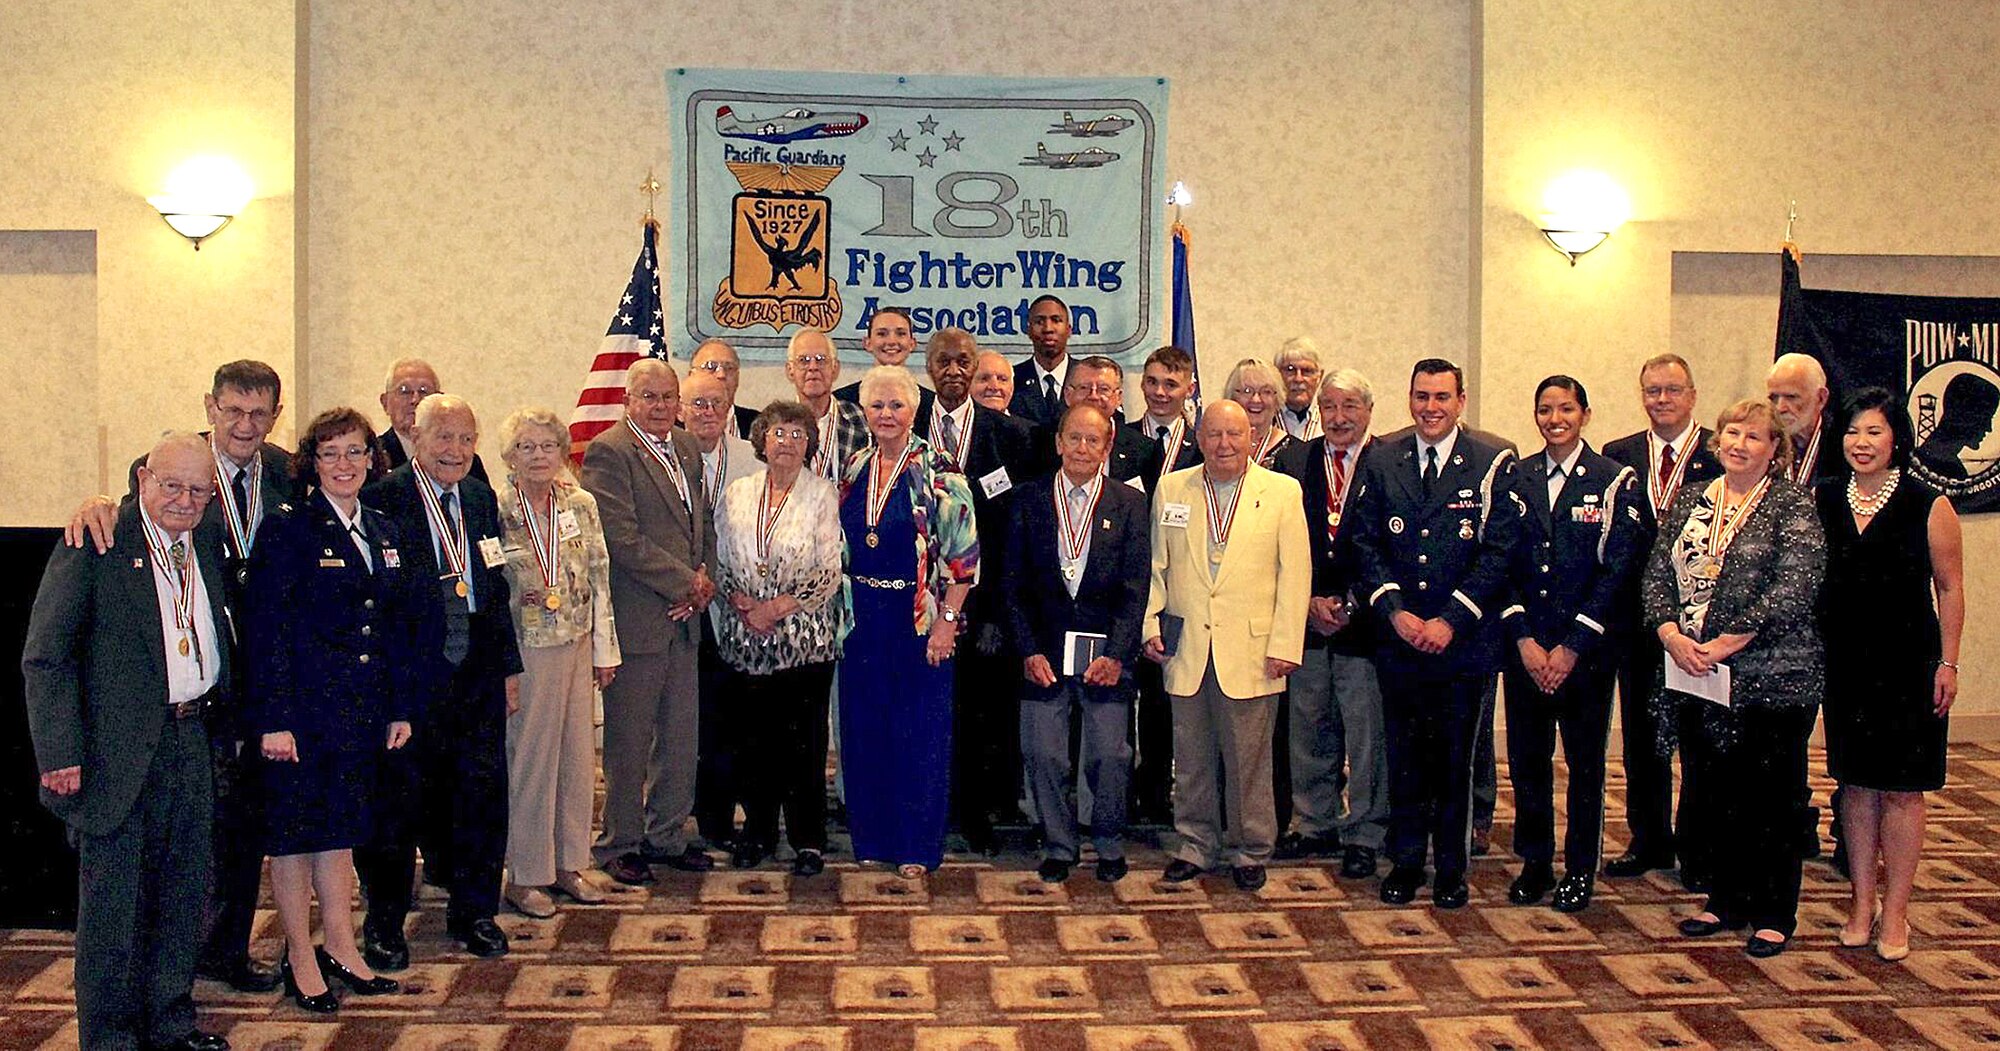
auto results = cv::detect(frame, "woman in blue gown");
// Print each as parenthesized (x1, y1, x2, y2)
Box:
(838, 365, 979, 879)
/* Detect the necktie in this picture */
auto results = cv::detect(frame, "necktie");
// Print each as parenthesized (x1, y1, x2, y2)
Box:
(1423, 446, 1440, 497)
(1043, 374, 1059, 416)
(231, 468, 250, 526)
(1659, 441, 1677, 480)
(437, 490, 470, 663)
(940, 412, 960, 464)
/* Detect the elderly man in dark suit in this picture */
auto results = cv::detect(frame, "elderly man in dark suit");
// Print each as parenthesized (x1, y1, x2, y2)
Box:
(25, 432, 234, 1051)
(1004, 405, 1151, 883)
(1600, 353, 1723, 883)
(357, 394, 523, 964)
(62, 360, 294, 994)
(914, 328, 1042, 852)
(376, 358, 490, 483)
(582, 358, 719, 884)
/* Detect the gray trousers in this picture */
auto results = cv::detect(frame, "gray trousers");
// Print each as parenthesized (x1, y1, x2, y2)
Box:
(594, 640, 699, 862)
(1021, 681, 1133, 862)
(507, 637, 598, 885)
(1171, 662, 1280, 867)
(1288, 646, 1389, 849)
(78, 717, 212, 1051)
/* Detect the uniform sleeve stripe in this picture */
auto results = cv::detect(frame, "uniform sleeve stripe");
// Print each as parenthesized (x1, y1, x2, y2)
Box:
(1369, 583, 1401, 604)
(1452, 590, 1483, 618)
(1501, 604, 1525, 619)
(1576, 613, 1606, 634)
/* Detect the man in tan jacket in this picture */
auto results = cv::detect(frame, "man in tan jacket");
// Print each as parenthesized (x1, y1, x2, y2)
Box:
(1143, 400, 1311, 890)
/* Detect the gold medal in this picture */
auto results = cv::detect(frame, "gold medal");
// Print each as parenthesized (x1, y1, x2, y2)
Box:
(866, 531, 879, 548)
(1326, 510, 1341, 529)
(758, 563, 771, 577)
(544, 593, 562, 611)
(455, 579, 469, 598)
(178, 637, 191, 657)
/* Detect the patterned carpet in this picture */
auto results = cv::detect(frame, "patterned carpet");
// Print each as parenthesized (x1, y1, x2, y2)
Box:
(9, 744, 2000, 1050)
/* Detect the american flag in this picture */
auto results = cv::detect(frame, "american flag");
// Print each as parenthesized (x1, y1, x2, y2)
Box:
(569, 219, 669, 461)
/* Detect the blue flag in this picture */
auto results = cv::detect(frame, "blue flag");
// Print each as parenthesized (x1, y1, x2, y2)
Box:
(1171, 222, 1201, 415)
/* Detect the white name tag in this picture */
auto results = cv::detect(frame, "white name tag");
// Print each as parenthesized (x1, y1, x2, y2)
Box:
(979, 467, 1013, 499)
(1161, 502, 1191, 528)
(478, 535, 507, 569)
(558, 508, 583, 540)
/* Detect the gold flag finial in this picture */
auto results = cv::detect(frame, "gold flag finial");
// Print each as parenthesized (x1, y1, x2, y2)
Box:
(641, 169, 662, 223)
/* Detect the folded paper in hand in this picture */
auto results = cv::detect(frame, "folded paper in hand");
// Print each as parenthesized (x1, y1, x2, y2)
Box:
(1664, 655, 1731, 707)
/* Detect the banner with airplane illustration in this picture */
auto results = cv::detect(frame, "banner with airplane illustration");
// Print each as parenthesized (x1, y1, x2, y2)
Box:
(668, 68, 1169, 363)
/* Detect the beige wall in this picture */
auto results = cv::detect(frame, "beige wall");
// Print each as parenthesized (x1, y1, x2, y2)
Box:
(0, 0, 296, 509)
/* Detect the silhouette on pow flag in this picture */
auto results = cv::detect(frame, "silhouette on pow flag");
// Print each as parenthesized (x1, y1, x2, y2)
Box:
(746, 211, 824, 291)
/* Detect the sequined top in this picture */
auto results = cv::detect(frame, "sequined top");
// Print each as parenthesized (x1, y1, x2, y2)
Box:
(712, 470, 848, 674)
(494, 478, 621, 667)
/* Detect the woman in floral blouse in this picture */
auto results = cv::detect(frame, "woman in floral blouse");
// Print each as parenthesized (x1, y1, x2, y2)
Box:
(712, 399, 848, 875)
(494, 408, 620, 918)
(838, 366, 978, 880)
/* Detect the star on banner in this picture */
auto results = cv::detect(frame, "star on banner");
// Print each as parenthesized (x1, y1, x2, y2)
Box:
(917, 147, 938, 168)
(917, 114, 939, 135)
(1961, 331, 1973, 348)
(943, 130, 964, 151)
(888, 129, 910, 151)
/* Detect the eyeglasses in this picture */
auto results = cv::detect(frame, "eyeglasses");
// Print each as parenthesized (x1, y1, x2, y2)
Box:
(767, 427, 810, 444)
(1643, 385, 1690, 399)
(1278, 363, 1321, 377)
(510, 440, 564, 455)
(631, 390, 679, 404)
(1065, 382, 1120, 397)
(315, 445, 373, 464)
(151, 478, 215, 502)
(392, 384, 437, 400)
(694, 360, 739, 375)
(688, 397, 726, 412)
(792, 354, 831, 367)
(1232, 386, 1280, 400)
(216, 406, 276, 427)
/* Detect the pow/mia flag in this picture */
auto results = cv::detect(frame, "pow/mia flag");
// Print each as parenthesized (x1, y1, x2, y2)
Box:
(1778, 251, 2000, 513)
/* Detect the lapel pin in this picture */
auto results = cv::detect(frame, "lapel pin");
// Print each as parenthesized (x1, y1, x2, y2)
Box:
(133, 557, 145, 569)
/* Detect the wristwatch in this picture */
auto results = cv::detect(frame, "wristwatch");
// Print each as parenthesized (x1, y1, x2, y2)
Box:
(941, 605, 961, 624)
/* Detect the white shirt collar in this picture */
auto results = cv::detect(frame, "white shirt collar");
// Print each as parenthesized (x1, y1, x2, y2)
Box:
(1649, 420, 1697, 456)
(1032, 356, 1069, 389)
(1415, 427, 1460, 469)
(1546, 443, 1584, 477)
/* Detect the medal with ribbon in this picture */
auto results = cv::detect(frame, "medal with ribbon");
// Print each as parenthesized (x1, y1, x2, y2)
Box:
(704, 441, 729, 507)
(211, 449, 261, 561)
(1252, 425, 1284, 466)
(1204, 470, 1245, 562)
(411, 462, 471, 597)
(1789, 425, 1821, 485)
(1700, 475, 1770, 572)
(755, 473, 792, 577)
(1322, 441, 1351, 541)
(1159, 417, 1188, 475)
(139, 511, 202, 667)
(931, 403, 973, 467)
(811, 411, 837, 479)
(1054, 473, 1105, 583)
(863, 444, 918, 549)
(626, 416, 693, 510)
(515, 482, 563, 611)
(1651, 432, 1694, 518)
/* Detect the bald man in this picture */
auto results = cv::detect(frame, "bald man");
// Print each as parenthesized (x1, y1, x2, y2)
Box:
(1767, 352, 1842, 489)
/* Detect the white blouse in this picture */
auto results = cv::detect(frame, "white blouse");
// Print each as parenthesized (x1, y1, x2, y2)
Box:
(712, 469, 848, 673)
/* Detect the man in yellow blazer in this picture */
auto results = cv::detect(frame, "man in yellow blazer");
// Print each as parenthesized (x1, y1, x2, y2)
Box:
(1143, 400, 1311, 890)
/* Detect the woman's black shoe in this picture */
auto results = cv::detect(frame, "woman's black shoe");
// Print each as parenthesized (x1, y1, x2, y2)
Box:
(1745, 933, 1789, 958)
(281, 958, 339, 1014)
(317, 947, 399, 995)
(1677, 913, 1741, 938)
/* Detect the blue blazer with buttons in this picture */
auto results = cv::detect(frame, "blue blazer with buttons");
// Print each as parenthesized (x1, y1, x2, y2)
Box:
(1344, 429, 1524, 674)
(1499, 443, 1646, 658)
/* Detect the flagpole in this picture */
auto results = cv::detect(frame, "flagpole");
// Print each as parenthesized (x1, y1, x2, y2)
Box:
(641, 169, 662, 231)
(1783, 200, 1801, 263)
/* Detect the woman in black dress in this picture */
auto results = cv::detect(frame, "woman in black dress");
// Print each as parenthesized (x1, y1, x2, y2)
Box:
(248, 408, 413, 1010)
(1818, 387, 1964, 962)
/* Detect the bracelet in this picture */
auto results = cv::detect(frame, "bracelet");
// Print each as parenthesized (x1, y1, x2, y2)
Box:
(1940, 659, 1960, 671)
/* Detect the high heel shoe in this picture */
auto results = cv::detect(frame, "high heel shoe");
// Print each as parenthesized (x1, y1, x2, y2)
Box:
(1876, 920, 1911, 962)
(281, 956, 339, 1014)
(316, 946, 399, 995)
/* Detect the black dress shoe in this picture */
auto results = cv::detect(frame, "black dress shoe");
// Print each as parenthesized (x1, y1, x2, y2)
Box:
(1162, 859, 1205, 883)
(280, 959, 338, 1014)
(195, 954, 281, 993)
(604, 852, 657, 886)
(662, 846, 716, 872)
(1745, 932, 1789, 958)
(1273, 831, 1341, 860)
(793, 849, 825, 877)
(361, 923, 408, 973)
(448, 916, 511, 958)
(1096, 856, 1128, 883)
(1509, 862, 1555, 905)
(1232, 865, 1268, 891)
(316, 947, 398, 995)
(1037, 857, 1073, 882)
(1340, 845, 1379, 880)
(1380, 865, 1424, 905)
(149, 1031, 230, 1051)
(1603, 852, 1673, 878)
(1677, 913, 1743, 937)
(732, 842, 769, 869)
(1433, 876, 1470, 909)
(1551, 872, 1594, 913)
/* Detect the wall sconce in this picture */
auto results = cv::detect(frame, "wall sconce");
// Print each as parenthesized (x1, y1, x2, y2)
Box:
(1537, 170, 1630, 265)
(148, 156, 254, 250)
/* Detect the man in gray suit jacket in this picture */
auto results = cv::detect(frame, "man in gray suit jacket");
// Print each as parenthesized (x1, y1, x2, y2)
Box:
(582, 358, 720, 884)
(23, 433, 233, 1051)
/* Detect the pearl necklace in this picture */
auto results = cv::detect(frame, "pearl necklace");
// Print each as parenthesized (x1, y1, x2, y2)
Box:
(1846, 468, 1900, 517)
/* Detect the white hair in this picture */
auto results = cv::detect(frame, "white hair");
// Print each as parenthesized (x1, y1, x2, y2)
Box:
(1769, 352, 1828, 391)
(1274, 336, 1322, 370)
(1322, 368, 1375, 407)
(858, 365, 922, 407)
(414, 392, 474, 431)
